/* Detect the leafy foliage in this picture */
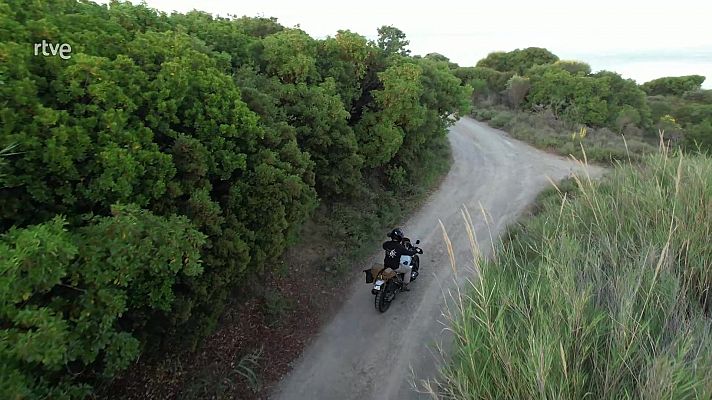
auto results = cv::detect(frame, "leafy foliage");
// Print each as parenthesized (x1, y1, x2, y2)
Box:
(454, 66, 513, 101)
(685, 118, 712, 151)
(647, 90, 712, 150)
(504, 75, 530, 108)
(476, 47, 559, 75)
(376, 25, 411, 56)
(641, 75, 706, 96)
(464, 48, 711, 151)
(526, 64, 610, 126)
(0, 207, 205, 399)
(316, 30, 371, 109)
(262, 29, 318, 84)
(594, 70, 652, 129)
(553, 60, 591, 76)
(0, 1, 470, 397)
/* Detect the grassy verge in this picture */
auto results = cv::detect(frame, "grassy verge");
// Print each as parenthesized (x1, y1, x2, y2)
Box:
(434, 149, 712, 399)
(473, 106, 657, 163)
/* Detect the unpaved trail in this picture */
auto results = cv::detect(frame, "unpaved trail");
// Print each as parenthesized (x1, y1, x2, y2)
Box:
(271, 117, 602, 400)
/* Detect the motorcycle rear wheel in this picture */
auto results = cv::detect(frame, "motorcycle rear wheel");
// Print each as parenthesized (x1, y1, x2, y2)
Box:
(375, 281, 394, 312)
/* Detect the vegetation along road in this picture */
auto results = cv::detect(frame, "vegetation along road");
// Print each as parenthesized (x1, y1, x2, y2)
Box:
(271, 117, 603, 400)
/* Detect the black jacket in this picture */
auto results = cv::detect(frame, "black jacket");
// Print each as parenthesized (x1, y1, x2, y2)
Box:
(382, 240, 417, 269)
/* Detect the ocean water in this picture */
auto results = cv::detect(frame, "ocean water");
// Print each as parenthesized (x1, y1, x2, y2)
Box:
(564, 48, 712, 88)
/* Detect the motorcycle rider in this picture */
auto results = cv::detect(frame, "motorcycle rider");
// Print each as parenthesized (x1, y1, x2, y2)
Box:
(382, 228, 418, 291)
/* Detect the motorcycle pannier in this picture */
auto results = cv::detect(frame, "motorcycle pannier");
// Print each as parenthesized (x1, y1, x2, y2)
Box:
(365, 263, 385, 283)
(364, 268, 374, 283)
(382, 268, 396, 280)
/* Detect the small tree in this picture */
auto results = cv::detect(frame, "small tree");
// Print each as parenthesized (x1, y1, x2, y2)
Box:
(469, 79, 488, 103)
(554, 60, 592, 76)
(505, 75, 531, 109)
(615, 105, 642, 134)
(641, 75, 706, 96)
(376, 25, 410, 56)
(657, 114, 684, 142)
(684, 119, 712, 152)
(477, 47, 558, 75)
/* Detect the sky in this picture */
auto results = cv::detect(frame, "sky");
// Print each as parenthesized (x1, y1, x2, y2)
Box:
(97, 0, 712, 87)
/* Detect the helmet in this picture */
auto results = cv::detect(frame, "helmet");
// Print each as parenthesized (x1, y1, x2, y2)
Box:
(388, 228, 404, 241)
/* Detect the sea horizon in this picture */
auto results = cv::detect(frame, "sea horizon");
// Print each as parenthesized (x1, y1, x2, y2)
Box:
(560, 47, 712, 88)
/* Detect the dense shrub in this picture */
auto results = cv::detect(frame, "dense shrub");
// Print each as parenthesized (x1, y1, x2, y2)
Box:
(641, 75, 706, 96)
(489, 111, 514, 128)
(458, 48, 712, 146)
(454, 66, 513, 101)
(0, 1, 471, 396)
(457, 50, 711, 150)
(595, 71, 652, 129)
(526, 64, 610, 126)
(552, 60, 591, 75)
(476, 47, 559, 75)
(0, 207, 206, 398)
(686, 119, 712, 151)
(504, 75, 530, 108)
(647, 92, 712, 150)
(473, 108, 496, 121)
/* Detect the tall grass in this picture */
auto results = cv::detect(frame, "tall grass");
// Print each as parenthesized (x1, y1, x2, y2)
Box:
(432, 148, 712, 399)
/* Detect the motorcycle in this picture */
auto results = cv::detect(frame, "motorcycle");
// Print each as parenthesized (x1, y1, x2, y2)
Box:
(364, 238, 423, 313)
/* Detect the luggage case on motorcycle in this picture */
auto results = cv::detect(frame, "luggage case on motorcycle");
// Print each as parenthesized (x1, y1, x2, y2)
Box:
(364, 263, 384, 283)
(381, 267, 396, 279)
(364, 268, 374, 283)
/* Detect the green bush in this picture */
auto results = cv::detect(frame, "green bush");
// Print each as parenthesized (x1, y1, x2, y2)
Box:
(504, 75, 530, 109)
(460, 48, 710, 149)
(615, 105, 642, 133)
(489, 111, 514, 128)
(553, 60, 591, 75)
(596, 71, 652, 130)
(645, 92, 712, 149)
(685, 119, 712, 152)
(641, 75, 706, 96)
(437, 152, 712, 399)
(473, 108, 496, 121)
(455, 67, 513, 101)
(526, 64, 610, 126)
(508, 122, 536, 140)
(0, 206, 206, 398)
(385, 165, 408, 187)
(476, 47, 558, 75)
(0, 0, 471, 396)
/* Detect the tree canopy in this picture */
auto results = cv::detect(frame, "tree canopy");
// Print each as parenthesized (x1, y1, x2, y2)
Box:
(476, 47, 559, 75)
(641, 75, 706, 96)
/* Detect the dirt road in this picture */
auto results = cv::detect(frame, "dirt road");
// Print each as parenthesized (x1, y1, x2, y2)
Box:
(271, 117, 601, 400)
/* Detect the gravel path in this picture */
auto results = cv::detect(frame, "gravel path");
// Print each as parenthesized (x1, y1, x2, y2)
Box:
(271, 117, 602, 400)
